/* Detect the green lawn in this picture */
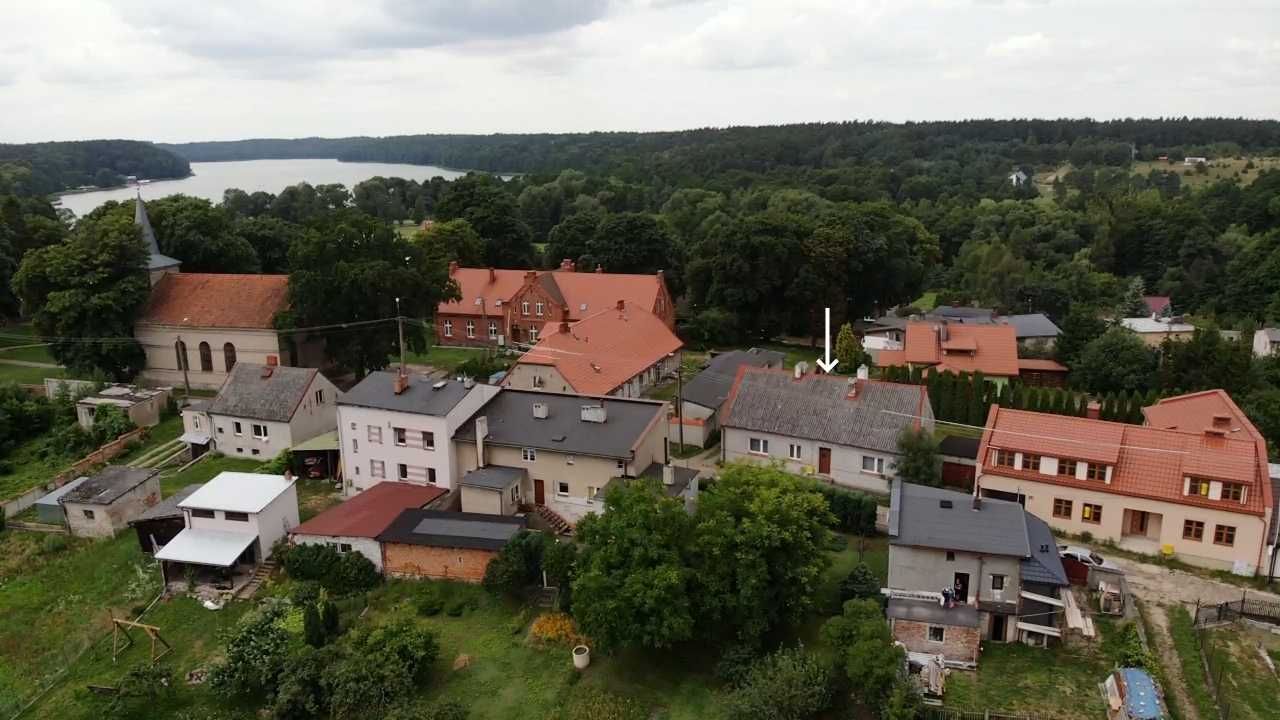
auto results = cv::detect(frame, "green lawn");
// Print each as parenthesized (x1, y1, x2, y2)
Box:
(1200, 624, 1280, 720)
(0, 364, 65, 385)
(0, 433, 66, 502)
(1166, 605, 1218, 720)
(111, 415, 185, 466)
(158, 454, 263, 495)
(401, 344, 490, 372)
(0, 323, 58, 365)
(944, 634, 1113, 720)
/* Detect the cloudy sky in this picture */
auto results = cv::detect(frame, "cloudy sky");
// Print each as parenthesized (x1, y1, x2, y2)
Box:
(1, 0, 1277, 143)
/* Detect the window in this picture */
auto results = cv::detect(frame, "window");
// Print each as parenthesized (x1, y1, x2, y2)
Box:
(233, 421, 243, 436)
(1213, 524, 1236, 546)
(370, 460, 385, 478)
(1058, 459, 1078, 477)
(528, 326, 539, 342)
(314, 389, 324, 405)
(788, 443, 802, 461)
(488, 321, 498, 339)
(994, 449, 1015, 467)
(338, 543, 352, 553)
(536, 302, 545, 317)
(1222, 483, 1245, 502)
(587, 486, 599, 500)
(252, 448, 260, 456)
(422, 431, 435, 450)
(427, 468, 437, 484)
(945, 551, 955, 562)
(749, 437, 769, 455)
(509, 486, 519, 503)
(616, 459, 625, 472)
(1082, 503, 1102, 524)
(198, 341, 213, 372)
(236, 447, 244, 453)
(522, 447, 537, 462)
(1191, 478, 1211, 496)
(566, 455, 575, 465)
(352, 438, 358, 453)
(1086, 463, 1107, 481)
(398, 463, 409, 480)
(443, 320, 453, 337)
(82, 509, 95, 520)
(1023, 454, 1041, 471)
(927, 626, 945, 643)
(190, 508, 215, 519)
(862, 455, 885, 474)
(991, 574, 1005, 591)
(521, 301, 530, 316)
(1052, 498, 1073, 519)
(193, 415, 201, 430)
(394, 427, 407, 446)
(252, 424, 268, 440)
(466, 320, 476, 338)
(367, 426, 382, 444)
(224, 511, 249, 522)
(174, 340, 189, 371)
(556, 481, 570, 496)
(1183, 519, 1205, 541)
(224, 342, 237, 371)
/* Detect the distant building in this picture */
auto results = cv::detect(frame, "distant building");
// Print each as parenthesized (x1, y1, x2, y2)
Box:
(1002, 313, 1061, 350)
(61, 466, 162, 539)
(672, 348, 785, 448)
(1253, 328, 1280, 358)
(1118, 316, 1196, 347)
(1008, 170, 1030, 187)
(378, 509, 527, 583)
(1183, 157, 1208, 166)
(75, 384, 171, 431)
(877, 321, 1021, 387)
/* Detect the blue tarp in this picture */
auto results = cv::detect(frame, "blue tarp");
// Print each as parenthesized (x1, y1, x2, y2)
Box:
(1122, 668, 1165, 720)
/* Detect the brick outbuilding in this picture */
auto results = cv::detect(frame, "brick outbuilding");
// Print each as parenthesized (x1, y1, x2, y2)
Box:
(377, 509, 527, 583)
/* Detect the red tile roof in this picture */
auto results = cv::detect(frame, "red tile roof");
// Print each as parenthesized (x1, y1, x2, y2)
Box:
(890, 321, 1020, 377)
(437, 267, 668, 321)
(1142, 390, 1261, 440)
(438, 268, 530, 319)
(511, 303, 682, 396)
(1143, 295, 1172, 315)
(138, 273, 290, 329)
(291, 482, 446, 539)
(977, 406, 1267, 517)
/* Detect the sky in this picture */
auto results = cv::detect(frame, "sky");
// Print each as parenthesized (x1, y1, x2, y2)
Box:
(1, 0, 1278, 143)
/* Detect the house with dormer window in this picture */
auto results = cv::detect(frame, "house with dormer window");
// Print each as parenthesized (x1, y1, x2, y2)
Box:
(975, 391, 1273, 575)
(876, 321, 1020, 388)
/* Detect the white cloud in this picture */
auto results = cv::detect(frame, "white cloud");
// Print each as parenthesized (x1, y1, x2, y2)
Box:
(985, 32, 1051, 58)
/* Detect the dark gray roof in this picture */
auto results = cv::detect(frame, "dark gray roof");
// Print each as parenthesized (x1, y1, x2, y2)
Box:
(35, 476, 89, 508)
(378, 509, 526, 550)
(603, 462, 699, 498)
(61, 466, 158, 506)
(340, 371, 476, 416)
(888, 480, 1030, 557)
(683, 348, 785, 410)
(1005, 313, 1062, 339)
(135, 198, 180, 270)
(938, 435, 979, 459)
(887, 597, 979, 627)
(454, 389, 665, 460)
(1021, 513, 1069, 586)
(722, 369, 929, 453)
(206, 363, 317, 422)
(932, 306, 995, 322)
(132, 484, 201, 523)
(459, 465, 525, 491)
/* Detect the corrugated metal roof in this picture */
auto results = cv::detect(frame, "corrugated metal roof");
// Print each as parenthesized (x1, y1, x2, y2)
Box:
(682, 348, 785, 410)
(291, 481, 445, 538)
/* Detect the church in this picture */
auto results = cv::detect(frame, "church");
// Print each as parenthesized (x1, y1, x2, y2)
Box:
(132, 197, 322, 390)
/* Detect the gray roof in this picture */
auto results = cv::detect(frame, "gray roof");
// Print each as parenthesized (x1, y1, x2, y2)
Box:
(932, 306, 994, 322)
(1004, 313, 1062, 339)
(135, 197, 180, 270)
(132, 484, 201, 523)
(206, 363, 317, 422)
(459, 465, 525, 491)
(887, 597, 979, 628)
(888, 480, 1030, 557)
(603, 462, 700, 498)
(683, 348, 785, 410)
(1021, 513, 1069, 586)
(722, 369, 929, 454)
(1260, 328, 1280, 342)
(35, 476, 89, 508)
(454, 389, 665, 460)
(938, 435, 979, 460)
(377, 509, 526, 550)
(60, 466, 158, 506)
(340, 371, 476, 416)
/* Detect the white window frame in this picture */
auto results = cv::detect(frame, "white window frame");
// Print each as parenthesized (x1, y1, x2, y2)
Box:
(192, 415, 201, 430)
(394, 427, 407, 446)
(233, 421, 243, 437)
(443, 320, 453, 337)
(556, 481, 570, 497)
(991, 574, 1005, 591)
(368, 425, 382, 444)
(314, 389, 324, 405)
(862, 455, 885, 475)
(252, 424, 269, 440)
(788, 443, 802, 461)
(422, 431, 435, 450)
(522, 447, 537, 462)
(536, 301, 545, 317)
(466, 320, 476, 339)
(528, 326, 539, 342)
(521, 301, 530, 316)
(398, 463, 409, 481)
(370, 460, 385, 478)
(615, 458, 625, 472)
(427, 467, 437, 485)
(488, 321, 498, 339)
(749, 437, 769, 455)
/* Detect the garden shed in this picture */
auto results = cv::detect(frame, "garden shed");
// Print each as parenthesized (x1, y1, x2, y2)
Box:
(33, 476, 89, 525)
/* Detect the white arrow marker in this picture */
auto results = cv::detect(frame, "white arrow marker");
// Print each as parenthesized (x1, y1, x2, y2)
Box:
(816, 307, 838, 373)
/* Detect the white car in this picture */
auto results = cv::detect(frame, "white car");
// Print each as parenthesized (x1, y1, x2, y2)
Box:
(1058, 545, 1121, 572)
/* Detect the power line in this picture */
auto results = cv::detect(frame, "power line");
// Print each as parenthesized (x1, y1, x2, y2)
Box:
(879, 409, 1191, 455)
(0, 316, 410, 346)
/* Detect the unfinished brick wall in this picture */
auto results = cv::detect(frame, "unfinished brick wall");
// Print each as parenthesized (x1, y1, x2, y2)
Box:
(382, 543, 498, 583)
(891, 618, 980, 664)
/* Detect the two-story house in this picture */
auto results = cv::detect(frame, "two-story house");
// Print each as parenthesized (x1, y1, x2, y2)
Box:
(337, 371, 500, 497)
(452, 389, 670, 527)
(155, 471, 299, 588)
(182, 363, 338, 462)
(877, 321, 1020, 389)
(976, 392, 1273, 575)
(886, 481, 1069, 665)
(720, 366, 933, 494)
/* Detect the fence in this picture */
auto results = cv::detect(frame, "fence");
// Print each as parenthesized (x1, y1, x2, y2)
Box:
(1193, 624, 1235, 720)
(923, 708, 1036, 720)
(1194, 592, 1280, 627)
(0, 426, 148, 519)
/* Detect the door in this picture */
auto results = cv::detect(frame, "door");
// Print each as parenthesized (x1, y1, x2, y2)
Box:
(818, 447, 832, 475)
(1128, 510, 1149, 535)
(534, 479, 545, 505)
(953, 572, 970, 603)
(990, 614, 1008, 642)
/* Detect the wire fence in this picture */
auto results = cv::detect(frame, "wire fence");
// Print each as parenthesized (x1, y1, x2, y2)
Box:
(922, 708, 1037, 720)
(1194, 592, 1280, 627)
(1194, 624, 1235, 720)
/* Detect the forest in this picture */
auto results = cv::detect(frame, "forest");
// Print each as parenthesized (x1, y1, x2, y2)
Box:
(0, 140, 191, 196)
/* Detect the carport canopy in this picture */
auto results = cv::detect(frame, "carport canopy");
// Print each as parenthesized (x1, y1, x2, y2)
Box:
(154, 528, 256, 567)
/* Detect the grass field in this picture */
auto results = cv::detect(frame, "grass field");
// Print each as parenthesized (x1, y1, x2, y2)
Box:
(0, 364, 65, 385)
(1167, 604, 1218, 720)
(1130, 156, 1280, 188)
(157, 454, 264, 495)
(1199, 623, 1280, 720)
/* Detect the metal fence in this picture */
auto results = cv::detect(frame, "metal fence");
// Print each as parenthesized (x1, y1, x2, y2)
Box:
(1194, 624, 1235, 720)
(923, 708, 1036, 720)
(1194, 592, 1280, 627)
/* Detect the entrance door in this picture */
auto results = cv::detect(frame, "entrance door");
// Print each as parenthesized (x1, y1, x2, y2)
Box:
(534, 479, 545, 505)
(1128, 510, 1149, 535)
(990, 614, 1008, 642)
(818, 447, 832, 475)
(953, 572, 970, 603)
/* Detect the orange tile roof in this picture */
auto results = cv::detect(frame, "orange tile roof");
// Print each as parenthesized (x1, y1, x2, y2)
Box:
(977, 406, 1267, 517)
(549, 270, 665, 321)
(890, 322, 1020, 377)
(138, 273, 289, 329)
(1142, 390, 1261, 440)
(1017, 358, 1069, 372)
(877, 349, 908, 367)
(437, 268, 530, 318)
(511, 303, 682, 396)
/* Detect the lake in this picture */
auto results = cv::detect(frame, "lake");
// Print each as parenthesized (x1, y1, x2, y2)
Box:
(54, 158, 472, 216)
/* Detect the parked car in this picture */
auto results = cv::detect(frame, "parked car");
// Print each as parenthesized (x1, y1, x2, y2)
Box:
(1058, 545, 1121, 571)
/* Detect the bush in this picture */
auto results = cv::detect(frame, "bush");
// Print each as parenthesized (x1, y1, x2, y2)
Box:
(715, 643, 762, 686)
(414, 586, 444, 616)
(281, 543, 381, 595)
(839, 563, 882, 605)
(562, 687, 646, 720)
(814, 484, 877, 535)
(324, 621, 439, 719)
(454, 356, 507, 380)
(43, 533, 69, 554)
(445, 599, 467, 617)
(1080, 531, 1094, 543)
(424, 700, 469, 720)
(481, 530, 545, 597)
(530, 612, 585, 647)
(303, 603, 326, 648)
(290, 580, 321, 605)
(209, 607, 293, 698)
(724, 646, 833, 720)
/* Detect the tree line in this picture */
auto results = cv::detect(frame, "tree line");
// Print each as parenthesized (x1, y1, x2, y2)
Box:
(0, 140, 190, 196)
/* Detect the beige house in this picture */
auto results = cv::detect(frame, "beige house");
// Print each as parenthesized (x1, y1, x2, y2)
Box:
(75, 384, 171, 430)
(976, 396, 1272, 575)
(1118, 316, 1197, 347)
(61, 466, 162, 538)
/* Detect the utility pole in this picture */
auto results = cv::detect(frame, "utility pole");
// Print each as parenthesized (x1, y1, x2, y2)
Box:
(395, 297, 406, 376)
(668, 352, 684, 453)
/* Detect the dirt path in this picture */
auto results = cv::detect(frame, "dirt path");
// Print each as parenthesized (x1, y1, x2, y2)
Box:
(1144, 602, 1200, 720)
(1111, 554, 1280, 607)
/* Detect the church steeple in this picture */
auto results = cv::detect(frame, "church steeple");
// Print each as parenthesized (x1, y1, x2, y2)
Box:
(136, 191, 181, 285)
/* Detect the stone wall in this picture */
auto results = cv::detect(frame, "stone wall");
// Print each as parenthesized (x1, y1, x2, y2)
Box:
(891, 618, 981, 664)
(382, 543, 499, 583)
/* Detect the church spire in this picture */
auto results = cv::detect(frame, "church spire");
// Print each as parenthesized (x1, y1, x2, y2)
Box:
(136, 190, 181, 284)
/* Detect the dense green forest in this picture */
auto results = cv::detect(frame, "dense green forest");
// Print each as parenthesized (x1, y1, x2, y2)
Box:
(0, 140, 191, 196)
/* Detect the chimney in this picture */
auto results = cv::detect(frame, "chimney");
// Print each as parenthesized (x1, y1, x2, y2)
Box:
(488, 267, 495, 282)
(971, 494, 982, 511)
(793, 364, 804, 380)
(474, 416, 488, 468)
(847, 376, 859, 399)
(656, 269, 664, 280)
(616, 299, 625, 311)
(662, 463, 675, 486)
(559, 320, 570, 334)
(533, 402, 549, 419)
(595, 264, 604, 273)
(260, 366, 274, 379)
(448, 260, 458, 276)
(856, 364, 869, 380)
(580, 404, 607, 423)
(524, 270, 537, 280)
(283, 469, 294, 484)
(463, 377, 475, 389)
(560, 258, 574, 271)
(393, 373, 409, 395)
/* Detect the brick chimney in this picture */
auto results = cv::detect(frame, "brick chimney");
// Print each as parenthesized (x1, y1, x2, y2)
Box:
(560, 258, 574, 272)
(524, 270, 537, 280)
(448, 260, 458, 276)
(616, 299, 625, 311)
(393, 372, 409, 395)
(656, 269, 664, 280)
(487, 267, 495, 282)
(559, 320, 570, 334)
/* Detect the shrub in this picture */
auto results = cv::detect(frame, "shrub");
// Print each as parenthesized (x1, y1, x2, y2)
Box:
(454, 356, 507, 380)
(303, 603, 326, 648)
(481, 530, 545, 597)
(1080, 531, 1094, 543)
(209, 608, 293, 698)
(838, 563, 882, 605)
(445, 599, 467, 617)
(281, 543, 381, 594)
(106, 662, 174, 714)
(724, 646, 833, 720)
(324, 621, 439, 719)
(290, 580, 321, 605)
(530, 612, 586, 647)
(562, 687, 646, 720)
(42, 533, 67, 554)
(320, 599, 340, 637)
(415, 586, 444, 616)
(715, 643, 762, 686)
(424, 700, 469, 720)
